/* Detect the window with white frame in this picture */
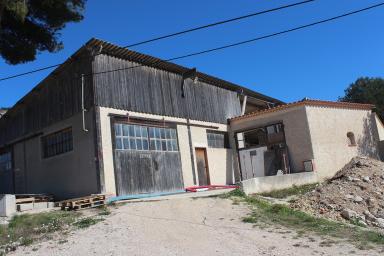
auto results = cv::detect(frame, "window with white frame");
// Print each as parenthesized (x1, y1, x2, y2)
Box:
(207, 131, 228, 148)
(114, 123, 178, 152)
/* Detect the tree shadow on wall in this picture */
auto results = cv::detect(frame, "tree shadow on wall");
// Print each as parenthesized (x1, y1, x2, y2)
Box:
(357, 114, 379, 159)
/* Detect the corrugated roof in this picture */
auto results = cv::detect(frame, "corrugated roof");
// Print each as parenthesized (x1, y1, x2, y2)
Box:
(85, 38, 284, 105)
(230, 99, 375, 122)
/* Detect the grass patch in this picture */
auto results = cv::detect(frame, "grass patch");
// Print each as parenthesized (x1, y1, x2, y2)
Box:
(0, 211, 79, 253)
(225, 189, 384, 249)
(259, 183, 318, 199)
(97, 206, 111, 216)
(74, 217, 103, 229)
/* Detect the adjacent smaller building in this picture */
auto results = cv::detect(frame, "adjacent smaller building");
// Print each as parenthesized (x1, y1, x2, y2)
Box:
(229, 99, 384, 186)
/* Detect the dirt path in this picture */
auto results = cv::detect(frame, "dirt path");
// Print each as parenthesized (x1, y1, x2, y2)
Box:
(11, 197, 381, 256)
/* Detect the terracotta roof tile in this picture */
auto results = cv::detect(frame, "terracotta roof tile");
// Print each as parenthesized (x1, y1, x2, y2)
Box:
(230, 99, 374, 122)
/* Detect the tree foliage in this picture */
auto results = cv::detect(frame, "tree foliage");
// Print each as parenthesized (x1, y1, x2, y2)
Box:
(339, 77, 384, 119)
(0, 0, 86, 65)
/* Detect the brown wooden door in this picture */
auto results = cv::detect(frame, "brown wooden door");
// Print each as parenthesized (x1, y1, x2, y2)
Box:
(195, 148, 210, 186)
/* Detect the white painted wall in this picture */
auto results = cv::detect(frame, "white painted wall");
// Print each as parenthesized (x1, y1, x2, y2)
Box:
(98, 107, 234, 196)
(305, 106, 380, 179)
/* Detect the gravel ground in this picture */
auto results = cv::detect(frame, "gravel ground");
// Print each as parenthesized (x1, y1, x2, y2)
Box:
(10, 196, 382, 256)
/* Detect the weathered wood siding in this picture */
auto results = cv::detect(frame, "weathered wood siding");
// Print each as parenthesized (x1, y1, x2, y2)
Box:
(114, 151, 184, 195)
(0, 53, 93, 146)
(92, 55, 242, 124)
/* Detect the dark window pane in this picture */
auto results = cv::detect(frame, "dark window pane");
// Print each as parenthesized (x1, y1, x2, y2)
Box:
(122, 125, 129, 136)
(156, 140, 161, 151)
(160, 128, 166, 139)
(134, 125, 141, 137)
(161, 141, 167, 151)
(115, 138, 123, 149)
(149, 128, 155, 138)
(166, 140, 172, 151)
(171, 140, 178, 151)
(150, 139, 156, 150)
(129, 125, 135, 137)
(165, 129, 171, 139)
(155, 128, 161, 138)
(142, 126, 148, 138)
(115, 124, 121, 136)
(136, 139, 143, 150)
(123, 138, 130, 149)
(42, 128, 73, 158)
(130, 138, 136, 150)
(142, 139, 149, 150)
(170, 129, 177, 139)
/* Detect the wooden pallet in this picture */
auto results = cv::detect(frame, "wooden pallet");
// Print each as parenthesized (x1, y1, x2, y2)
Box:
(57, 194, 106, 211)
(15, 194, 54, 204)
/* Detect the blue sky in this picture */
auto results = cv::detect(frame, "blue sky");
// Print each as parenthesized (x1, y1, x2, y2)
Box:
(1, 0, 383, 107)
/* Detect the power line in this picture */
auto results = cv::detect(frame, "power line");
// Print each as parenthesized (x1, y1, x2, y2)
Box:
(88, 2, 384, 77)
(123, 0, 316, 48)
(0, 0, 316, 82)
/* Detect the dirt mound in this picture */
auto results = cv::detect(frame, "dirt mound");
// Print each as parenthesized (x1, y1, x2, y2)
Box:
(291, 157, 384, 229)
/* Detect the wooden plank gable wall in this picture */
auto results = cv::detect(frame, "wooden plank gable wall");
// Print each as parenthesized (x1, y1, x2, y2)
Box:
(0, 53, 93, 146)
(92, 55, 242, 123)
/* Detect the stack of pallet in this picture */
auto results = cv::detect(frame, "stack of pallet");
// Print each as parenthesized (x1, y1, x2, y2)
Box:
(15, 194, 54, 212)
(56, 194, 106, 211)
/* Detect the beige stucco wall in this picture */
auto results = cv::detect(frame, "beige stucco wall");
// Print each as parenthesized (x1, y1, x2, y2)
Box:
(12, 109, 98, 200)
(98, 107, 234, 196)
(230, 105, 314, 176)
(305, 106, 380, 179)
(373, 113, 384, 141)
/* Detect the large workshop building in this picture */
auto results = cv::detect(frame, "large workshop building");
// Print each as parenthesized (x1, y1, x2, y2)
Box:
(0, 38, 282, 199)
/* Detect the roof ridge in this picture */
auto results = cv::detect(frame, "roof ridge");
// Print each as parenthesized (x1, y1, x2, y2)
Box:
(230, 99, 374, 121)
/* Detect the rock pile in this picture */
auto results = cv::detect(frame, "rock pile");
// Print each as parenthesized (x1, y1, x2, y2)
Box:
(291, 157, 384, 229)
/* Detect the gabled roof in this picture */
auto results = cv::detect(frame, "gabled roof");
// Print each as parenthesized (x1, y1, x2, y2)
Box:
(3, 38, 283, 122)
(230, 99, 374, 122)
(85, 38, 284, 105)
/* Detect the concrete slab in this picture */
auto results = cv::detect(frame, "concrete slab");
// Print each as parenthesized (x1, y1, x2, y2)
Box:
(0, 194, 16, 217)
(17, 203, 33, 212)
(112, 188, 234, 204)
(33, 202, 48, 210)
